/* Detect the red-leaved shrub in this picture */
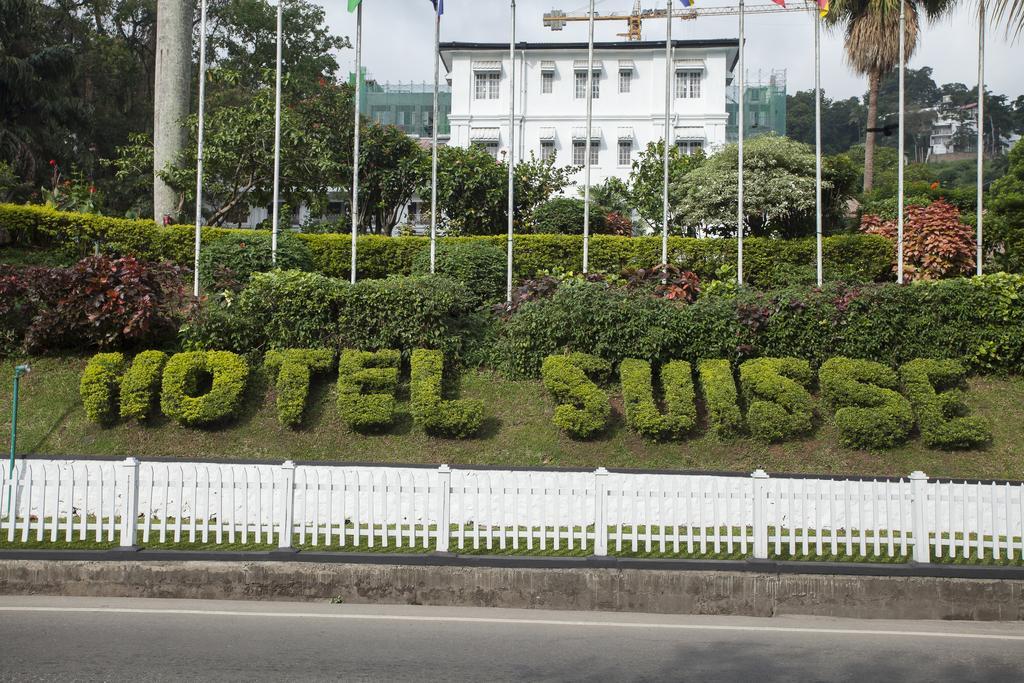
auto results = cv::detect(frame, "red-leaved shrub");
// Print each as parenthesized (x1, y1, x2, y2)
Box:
(860, 199, 976, 281)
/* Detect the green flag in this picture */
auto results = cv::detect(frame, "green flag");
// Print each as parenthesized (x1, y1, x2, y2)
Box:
(348, 0, 362, 11)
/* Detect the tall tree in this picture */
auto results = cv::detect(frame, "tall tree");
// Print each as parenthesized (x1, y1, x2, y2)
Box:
(826, 0, 955, 191)
(153, 0, 191, 222)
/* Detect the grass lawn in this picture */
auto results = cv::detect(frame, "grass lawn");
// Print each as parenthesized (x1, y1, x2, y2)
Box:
(2, 355, 1023, 479)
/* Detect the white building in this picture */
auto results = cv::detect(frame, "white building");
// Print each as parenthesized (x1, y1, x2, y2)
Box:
(440, 39, 739, 186)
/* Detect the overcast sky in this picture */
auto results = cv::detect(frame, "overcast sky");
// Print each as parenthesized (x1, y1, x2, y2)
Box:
(313, 0, 1022, 101)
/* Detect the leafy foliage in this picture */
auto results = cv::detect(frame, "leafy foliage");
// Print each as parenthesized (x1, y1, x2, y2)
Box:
(532, 197, 608, 235)
(673, 135, 856, 238)
(739, 357, 815, 443)
(119, 350, 168, 421)
(12, 255, 186, 353)
(411, 240, 507, 306)
(899, 359, 991, 449)
(861, 199, 976, 280)
(697, 359, 744, 439)
(622, 264, 701, 302)
(620, 359, 696, 441)
(198, 232, 312, 292)
(160, 351, 249, 428)
(264, 348, 336, 428)
(541, 353, 612, 439)
(80, 352, 126, 424)
(628, 141, 705, 236)
(409, 349, 484, 438)
(989, 139, 1024, 273)
(336, 349, 400, 431)
(818, 357, 914, 449)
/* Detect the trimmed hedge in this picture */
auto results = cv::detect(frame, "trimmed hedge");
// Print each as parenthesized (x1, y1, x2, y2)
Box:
(620, 359, 697, 441)
(498, 274, 1024, 379)
(697, 359, 743, 439)
(409, 349, 484, 438)
(411, 240, 507, 306)
(899, 359, 992, 449)
(739, 357, 815, 443)
(818, 357, 914, 450)
(1, 204, 892, 286)
(541, 353, 612, 439)
(119, 350, 168, 420)
(180, 271, 480, 362)
(264, 348, 336, 428)
(337, 349, 400, 431)
(160, 351, 249, 427)
(80, 352, 127, 424)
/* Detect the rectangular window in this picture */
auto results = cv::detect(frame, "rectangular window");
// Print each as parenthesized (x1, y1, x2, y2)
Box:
(573, 141, 598, 166)
(540, 141, 555, 162)
(675, 70, 701, 99)
(542, 72, 553, 94)
(574, 72, 599, 99)
(618, 140, 632, 166)
(474, 72, 500, 100)
(676, 140, 704, 156)
(619, 70, 632, 94)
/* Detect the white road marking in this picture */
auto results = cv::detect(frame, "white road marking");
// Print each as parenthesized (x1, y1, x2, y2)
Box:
(0, 606, 1021, 641)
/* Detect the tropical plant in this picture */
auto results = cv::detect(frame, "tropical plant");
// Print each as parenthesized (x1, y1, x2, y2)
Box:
(825, 0, 956, 192)
(860, 198, 975, 280)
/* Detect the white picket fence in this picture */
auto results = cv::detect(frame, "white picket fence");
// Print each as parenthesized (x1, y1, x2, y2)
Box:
(1, 459, 1023, 563)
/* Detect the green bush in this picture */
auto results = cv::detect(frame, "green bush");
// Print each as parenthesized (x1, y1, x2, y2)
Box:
(180, 271, 481, 362)
(620, 359, 696, 441)
(409, 349, 484, 438)
(532, 198, 608, 235)
(337, 349, 400, 431)
(541, 353, 612, 439)
(739, 357, 815, 443)
(818, 357, 914, 450)
(411, 240, 507, 306)
(0, 204, 893, 285)
(498, 274, 1024, 379)
(264, 348, 336, 428)
(198, 232, 312, 291)
(899, 359, 992, 449)
(119, 350, 168, 420)
(697, 359, 743, 438)
(80, 353, 127, 424)
(335, 275, 480, 362)
(160, 351, 249, 427)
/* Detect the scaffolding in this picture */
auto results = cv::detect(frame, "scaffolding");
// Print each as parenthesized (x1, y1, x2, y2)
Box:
(351, 72, 452, 138)
(726, 69, 787, 142)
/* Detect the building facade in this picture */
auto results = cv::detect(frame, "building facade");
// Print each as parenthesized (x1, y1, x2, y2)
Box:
(440, 39, 739, 186)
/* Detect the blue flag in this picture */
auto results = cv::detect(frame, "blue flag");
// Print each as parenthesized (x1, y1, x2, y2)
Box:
(679, 0, 695, 7)
(431, 0, 444, 14)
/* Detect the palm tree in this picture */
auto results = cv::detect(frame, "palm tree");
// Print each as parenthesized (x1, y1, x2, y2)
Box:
(826, 0, 954, 192)
(991, 0, 1024, 35)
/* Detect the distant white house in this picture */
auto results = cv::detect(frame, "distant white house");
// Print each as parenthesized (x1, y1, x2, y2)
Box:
(928, 98, 1018, 161)
(440, 39, 739, 187)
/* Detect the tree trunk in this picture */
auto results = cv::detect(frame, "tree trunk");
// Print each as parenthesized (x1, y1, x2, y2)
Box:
(863, 71, 880, 193)
(153, 0, 192, 223)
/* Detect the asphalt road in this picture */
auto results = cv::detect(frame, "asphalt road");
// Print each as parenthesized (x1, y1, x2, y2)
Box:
(0, 597, 1022, 682)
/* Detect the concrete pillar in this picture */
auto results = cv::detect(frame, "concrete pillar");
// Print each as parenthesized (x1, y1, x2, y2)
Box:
(153, 0, 193, 224)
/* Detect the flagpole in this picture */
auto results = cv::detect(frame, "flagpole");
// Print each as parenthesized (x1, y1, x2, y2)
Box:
(193, 0, 208, 298)
(814, 5, 822, 287)
(737, 0, 745, 286)
(271, 0, 283, 266)
(661, 0, 672, 271)
(976, 0, 985, 276)
(351, 1, 362, 284)
(896, 0, 905, 284)
(506, 0, 516, 302)
(430, 1, 441, 274)
(582, 0, 595, 273)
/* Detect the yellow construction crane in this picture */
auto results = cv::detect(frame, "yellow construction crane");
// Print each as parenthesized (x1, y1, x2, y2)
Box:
(544, 1, 814, 41)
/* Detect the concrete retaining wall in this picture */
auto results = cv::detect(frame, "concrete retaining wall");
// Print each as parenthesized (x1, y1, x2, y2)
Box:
(1, 559, 1022, 621)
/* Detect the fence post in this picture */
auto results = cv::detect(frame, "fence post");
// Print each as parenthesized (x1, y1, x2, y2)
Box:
(278, 460, 296, 549)
(910, 470, 930, 564)
(593, 467, 609, 556)
(119, 457, 140, 548)
(436, 465, 451, 552)
(751, 469, 769, 560)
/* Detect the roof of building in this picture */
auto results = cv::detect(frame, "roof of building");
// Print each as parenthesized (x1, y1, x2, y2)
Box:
(440, 39, 740, 73)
